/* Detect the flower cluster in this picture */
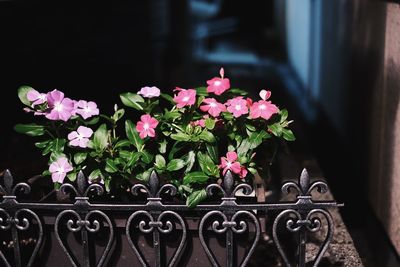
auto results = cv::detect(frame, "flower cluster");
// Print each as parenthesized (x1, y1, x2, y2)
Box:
(16, 68, 295, 207)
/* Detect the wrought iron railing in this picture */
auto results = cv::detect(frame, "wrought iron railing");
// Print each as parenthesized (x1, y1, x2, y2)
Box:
(0, 168, 342, 267)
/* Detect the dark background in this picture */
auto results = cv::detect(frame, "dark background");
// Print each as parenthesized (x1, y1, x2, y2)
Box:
(0, 1, 399, 266)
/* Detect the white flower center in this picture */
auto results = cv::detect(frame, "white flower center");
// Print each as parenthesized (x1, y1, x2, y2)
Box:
(57, 166, 65, 173)
(84, 106, 91, 113)
(235, 104, 241, 111)
(226, 161, 232, 168)
(54, 102, 63, 112)
(183, 96, 190, 102)
(143, 123, 150, 130)
(259, 104, 266, 110)
(214, 81, 222, 86)
(210, 102, 217, 108)
(39, 94, 46, 100)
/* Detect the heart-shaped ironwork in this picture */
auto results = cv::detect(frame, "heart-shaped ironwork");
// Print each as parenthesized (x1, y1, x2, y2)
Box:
(126, 210, 187, 267)
(272, 209, 333, 267)
(199, 210, 260, 267)
(54, 209, 114, 267)
(0, 208, 43, 267)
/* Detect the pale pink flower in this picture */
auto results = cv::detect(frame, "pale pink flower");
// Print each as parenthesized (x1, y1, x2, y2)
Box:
(27, 89, 47, 107)
(226, 97, 248, 118)
(137, 86, 160, 98)
(68, 126, 93, 148)
(207, 68, 230, 95)
(173, 88, 196, 108)
(220, 151, 241, 175)
(249, 100, 279, 120)
(259, 90, 271, 101)
(45, 89, 75, 121)
(75, 100, 99, 119)
(136, 114, 159, 139)
(49, 157, 73, 183)
(200, 98, 226, 117)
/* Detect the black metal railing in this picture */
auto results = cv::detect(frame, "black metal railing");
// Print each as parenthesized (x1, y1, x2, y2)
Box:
(0, 168, 342, 267)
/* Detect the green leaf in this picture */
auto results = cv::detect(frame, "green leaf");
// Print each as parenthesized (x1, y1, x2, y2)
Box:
(195, 86, 208, 96)
(136, 169, 152, 182)
(170, 132, 190, 142)
(114, 139, 131, 149)
(89, 169, 103, 181)
(119, 92, 144, 110)
(42, 170, 51, 176)
(268, 123, 283, 137)
(248, 130, 270, 149)
(163, 110, 181, 120)
(236, 138, 251, 158)
(112, 108, 125, 122)
(139, 151, 153, 164)
(160, 93, 175, 104)
(205, 118, 216, 130)
(67, 171, 78, 182)
(167, 159, 186, 171)
(105, 159, 118, 173)
(83, 116, 99, 125)
(42, 142, 54, 155)
(155, 154, 166, 169)
(119, 150, 131, 160)
(74, 152, 87, 165)
(183, 171, 209, 185)
(125, 120, 144, 150)
(186, 189, 207, 208)
(229, 88, 248, 96)
(197, 152, 219, 177)
(53, 138, 66, 152)
(245, 123, 256, 132)
(184, 151, 196, 173)
(198, 130, 215, 143)
(158, 139, 168, 154)
(17, 85, 34, 106)
(93, 124, 108, 151)
(280, 109, 288, 123)
(248, 167, 258, 174)
(127, 152, 141, 167)
(14, 123, 45, 136)
(35, 140, 51, 149)
(222, 112, 233, 121)
(282, 128, 296, 141)
(49, 151, 66, 164)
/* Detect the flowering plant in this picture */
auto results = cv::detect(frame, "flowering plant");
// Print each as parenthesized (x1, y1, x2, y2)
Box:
(15, 68, 295, 207)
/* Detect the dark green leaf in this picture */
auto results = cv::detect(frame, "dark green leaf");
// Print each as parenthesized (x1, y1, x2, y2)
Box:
(74, 152, 87, 165)
(83, 116, 99, 125)
(229, 88, 248, 96)
(206, 144, 218, 162)
(119, 150, 131, 160)
(184, 151, 195, 173)
(136, 169, 152, 182)
(17, 85, 34, 106)
(280, 109, 288, 123)
(186, 189, 207, 208)
(167, 159, 185, 171)
(105, 159, 118, 173)
(127, 152, 141, 167)
(268, 123, 283, 137)
(183, 171, 209, 185)
(125, 120, 144, 151)
(248, 130, 270, 149)
(282, 128, 296, 141)
(53, 138, 66, 152)
(197, 152, 219, 177)
(89, 169, 103, 181)
(160, 93, 175, 104)
(163, 110, 181, 120)
(245, 123, 256, 132)
(119, 92, 144, 110)
(35, 140, 51, 149)
(114, 139, 131, 149)
(14, 123, 45, 136)
(139, 151, 153, 164)
(236, 138, 251, 158)
(93, 124, 108, 151)
(222, 112, 233, 120)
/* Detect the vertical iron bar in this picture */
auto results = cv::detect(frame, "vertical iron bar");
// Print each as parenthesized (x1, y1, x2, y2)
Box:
(11, 226, 21, 267)
(81, 226, 90, 267)
(153, 228, 161, 267)
(226, 228, 234, 267)
(298, 226, 306, 267)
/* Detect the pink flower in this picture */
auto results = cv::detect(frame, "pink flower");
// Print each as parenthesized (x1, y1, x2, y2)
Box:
(207, 68, 230, 95)
(136, 114, 159, 139)
(173, 88, 196, 108)
(27, 89, 47, 107)
(239, 167, 248, 179)
(200, 98, 226, 117)
(220, 151, 241, 175)
(226, 97, 248, 118)
(259, 90, 271, 101)
(49, 157, 73, 183)
(137, 86, 160, 98)
(45, 89, 75, 121)
(68, 126, 93, 148)
(249, 100, 279, 120)
(75, 100, 99, 119)
(192, 119, 206, 128)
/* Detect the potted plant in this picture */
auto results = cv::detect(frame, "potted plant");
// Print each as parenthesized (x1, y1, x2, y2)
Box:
(14, 68, 295, 206)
